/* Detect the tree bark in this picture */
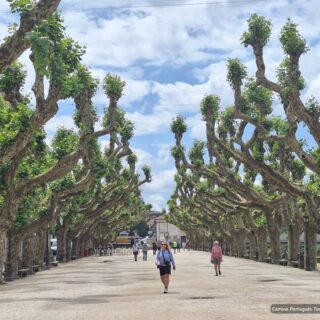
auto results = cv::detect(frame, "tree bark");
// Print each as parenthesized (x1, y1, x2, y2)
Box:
(21, 237, 34, 274)
(288, 223, 300, 262)
(57, 219, 69, 263)
(266, 214, 281, 263)
(0, 232, 5, 283)
(305, 222, 317, 271)
(256, 230, 268, 262)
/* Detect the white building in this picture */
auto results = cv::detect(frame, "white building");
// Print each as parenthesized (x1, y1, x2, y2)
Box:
(155, 215, 186, 243)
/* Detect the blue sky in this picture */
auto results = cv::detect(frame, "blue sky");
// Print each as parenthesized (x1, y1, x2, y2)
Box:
(1, 0, 320, 210)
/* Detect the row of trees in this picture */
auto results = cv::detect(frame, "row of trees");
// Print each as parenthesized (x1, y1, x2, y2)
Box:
(168, 14, 320, 271)
(0, 0, 151, 282)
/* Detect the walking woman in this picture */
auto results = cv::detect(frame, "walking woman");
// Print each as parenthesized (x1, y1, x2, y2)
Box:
(132, 242, 139, 261)
(155, 241, 176, 293)
(211, 241, 223, 276)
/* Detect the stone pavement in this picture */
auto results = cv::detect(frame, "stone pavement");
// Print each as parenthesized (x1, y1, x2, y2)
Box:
(1, 250, 320, 320)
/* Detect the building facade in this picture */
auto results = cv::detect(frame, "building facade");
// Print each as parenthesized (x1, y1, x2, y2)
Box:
(155, 214, 186, 243)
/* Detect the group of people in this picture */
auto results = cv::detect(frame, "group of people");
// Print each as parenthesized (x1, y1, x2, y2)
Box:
(132, 239, 223, 294)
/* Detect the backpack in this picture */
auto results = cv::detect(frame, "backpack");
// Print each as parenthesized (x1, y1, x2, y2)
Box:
(212, 246, 221, 258)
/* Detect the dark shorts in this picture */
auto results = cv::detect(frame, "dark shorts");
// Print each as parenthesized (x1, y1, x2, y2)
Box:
(212, 258, 221, 265)
(159, 265, 171, 276)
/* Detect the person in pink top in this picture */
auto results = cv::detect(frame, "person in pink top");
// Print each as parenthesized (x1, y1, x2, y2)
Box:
(211, 241, 223, 276)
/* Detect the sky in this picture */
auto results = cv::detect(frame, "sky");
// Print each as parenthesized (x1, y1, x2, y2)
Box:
(1, 0, 320, 211)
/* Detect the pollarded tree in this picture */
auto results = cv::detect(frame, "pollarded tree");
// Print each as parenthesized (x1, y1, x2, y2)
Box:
(169, 15, 320, 270)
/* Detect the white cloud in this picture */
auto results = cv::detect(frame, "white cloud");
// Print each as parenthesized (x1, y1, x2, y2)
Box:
(126, 110, 173, 135)
(133, 148, 153, 168)
(45, 115, 76, 135)
(153, 81, 209, 114)
(141, 168, 177, 209)
(186, 114, 206, 140)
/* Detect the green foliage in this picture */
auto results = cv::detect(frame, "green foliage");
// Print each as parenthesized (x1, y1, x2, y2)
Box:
(51, 127, 79, 159)
(7, 0, 34, 14)
(189, 140, 205, 166)
(71, 65, 99, 98)
(305, 96, 320, 115)
(244, 80, 273, 116)
(243, 164, 257, 186)
(127, 154, 137, 165)
(270, 116, 290, 135)
(227, 58, 247, 89)
(120, 119, 135, 141)
(255, 214, 267, 229)
(26, 14, 85, 97)
(279, 19, 308, 56)
(171, 145, 184, 161)
(200, 95, 220, 121)
(170, 115, 187, 135)
(13, 186, 48, 230)
(103, 74, 126, 100)
(50, 174, 75, 193)
(103, 108, 133, 141)
(241, 14, 272, 48)
(142, 165, 151, 182)
(311, 146, 320, 167)
(218, 106, 235, 139)
(290, 159, 305, 181)
(121, 168, 132, 180)
(0, 62, 26, 92)
(252, 139, 265, 162)
(277, 57, 305, 95)
(0, 97, 32, 149)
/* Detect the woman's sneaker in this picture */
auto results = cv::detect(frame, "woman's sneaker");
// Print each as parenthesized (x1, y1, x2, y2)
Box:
(164, 287, 168, 293)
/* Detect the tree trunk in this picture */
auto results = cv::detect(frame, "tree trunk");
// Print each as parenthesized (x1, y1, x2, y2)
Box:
(256, 230, 268, 262)
(0, 232, 5, 283)
(266, 214, 281, 263)
(305, 222, 317, 271)
(247, 233, 257, 260)
(36, 231, 46, 266)
(288, 223, 300, 261)
(21, 237, 34, 274)
(236, 231, 246, 257)
(57, 224, 68, 263)
(66, 233, 72, 261)
(71, 238, 78, 259)
(10, 235, 21, 279)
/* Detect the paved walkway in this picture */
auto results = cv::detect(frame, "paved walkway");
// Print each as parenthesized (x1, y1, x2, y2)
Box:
(1, 251, 320, 320)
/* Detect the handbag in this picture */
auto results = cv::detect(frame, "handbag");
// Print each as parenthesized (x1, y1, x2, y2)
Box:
(210, 257, 214, 264)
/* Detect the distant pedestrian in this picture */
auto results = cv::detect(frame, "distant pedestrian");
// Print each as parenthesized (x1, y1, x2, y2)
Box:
(177, 242, 181, 253)
(152, 242, 157, 255)
(155, 241, 176, 294)
(186, 241, 191, 251)
(132, 243, 139, 261)
(211, 241, 223, 276)
(172, 240, 177, 253)
(142, 242, 149, 261)
(182, 242, 186, 251)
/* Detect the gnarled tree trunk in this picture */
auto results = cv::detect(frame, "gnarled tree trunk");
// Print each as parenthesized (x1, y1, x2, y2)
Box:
(0, 232, 5, 283)
(266, 214, 281, 263)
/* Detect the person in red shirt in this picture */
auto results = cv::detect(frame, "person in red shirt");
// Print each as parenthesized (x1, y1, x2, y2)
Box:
(211, 241, 223, 276)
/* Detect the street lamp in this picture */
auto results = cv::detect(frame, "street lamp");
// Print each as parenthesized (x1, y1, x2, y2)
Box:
(303, 214, 311, 271)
